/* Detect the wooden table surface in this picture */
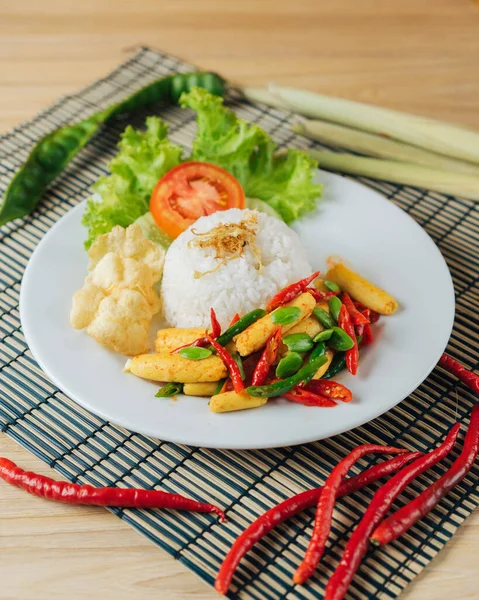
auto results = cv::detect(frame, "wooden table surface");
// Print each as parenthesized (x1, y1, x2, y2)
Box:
(1, 0, 478, 598)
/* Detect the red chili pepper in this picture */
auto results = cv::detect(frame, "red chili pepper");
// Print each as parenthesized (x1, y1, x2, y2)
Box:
(371, 405, 479, 547)
(267, 271, 320, 310)
(0, 458, 225, 520)
(207, 335, 244, 394)
(210, 308, 222, 338)
(324, 422, 460, 600)
(438, 353, 479, 394)
(342, 292, 369, 326)
(307, 288, 340, 303)
(228, 313, 240, 328)
(283, 388, 337, 407)
(252, 327, 282, 386)
(293, 443, 408, 585)
(304, 379, 353, 403)
(361, 323, 374, 345)
(338, 304, 359, 376)
(214, 452, 420, 595)
(171, 337, 208, 354)
(353, 301, 380, 323)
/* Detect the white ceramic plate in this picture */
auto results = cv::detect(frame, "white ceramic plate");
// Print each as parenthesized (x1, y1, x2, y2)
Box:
(20, 172, 454, 449)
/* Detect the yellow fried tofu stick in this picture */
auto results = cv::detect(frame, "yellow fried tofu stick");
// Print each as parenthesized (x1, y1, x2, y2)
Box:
(326, 263, 398, 315)
(209, 390, 267, 413)
(155, 328, 207, 352)
(235, 292, 316, 357)
(183, 382, 220, 396)
(128, 353, 227, 383)
(313, 349, 334, 379)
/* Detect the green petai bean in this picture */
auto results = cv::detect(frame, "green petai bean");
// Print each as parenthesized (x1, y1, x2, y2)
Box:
(0, 72, 226, 227)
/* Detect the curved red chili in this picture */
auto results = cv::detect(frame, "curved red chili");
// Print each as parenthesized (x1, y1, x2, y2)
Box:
(293, 443, 408, 585)
(338, 304, 359, 376)
(324, 422, 460, 600)
(283, 388, 337, 407)
(210, 308, 222, 338)
(267, 271, 320, 310)
(207, 335, 244, 394)
(307, 288, 340, 303)
(0, 458, 225, 520)
(371, 405, 479, 546)
(438, 353, 479, 394)
(214, 452, 420, 595)
(228, 313, 240, 328)
(252, 327, 282, 386)
(305, 380, 353, 403)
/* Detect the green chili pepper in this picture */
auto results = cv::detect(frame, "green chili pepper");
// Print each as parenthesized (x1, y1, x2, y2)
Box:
(309, 341, 327, 361)
(179, 347, 213, 360)
(271, 306, 302, 326)
(323, 353, 346, 379)
(231, 352, 246, 380)
(0, 72, 226, 227)
(155, 382, 183, 397)
(313, 307, 335, 329)
(276, 352, 303, 378)
(313, 329, 334, 343)
(329, 296, 343, 322)
(324, 280, 341, 292)
(216, 309, 267, 346)
(247, 354, 328, 398)
(283, 333, 314, 353)
(327, 327, 355, 351)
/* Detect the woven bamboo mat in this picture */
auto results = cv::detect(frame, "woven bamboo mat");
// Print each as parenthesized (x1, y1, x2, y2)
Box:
(1, 47, 478, 600)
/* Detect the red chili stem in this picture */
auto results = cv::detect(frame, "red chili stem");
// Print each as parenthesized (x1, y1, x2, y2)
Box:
(371, 405, 479, 547)
(283, 388, 337, 407)
(438, 354, 479, 394)
(338, 304, 359, 376)
(210, 308, 222, 338)
(267, 271, 320, 310)
(207, 335, 244, 394)
(324, 422, 460, 600)
(252, 327, 282, 386)
(342, 292, 369, 326)
(0, 458, 225, 520)
(214, 452, 420, 595)
(293, 444, 408, 585)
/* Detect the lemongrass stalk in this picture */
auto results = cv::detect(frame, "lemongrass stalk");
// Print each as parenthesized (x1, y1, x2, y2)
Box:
(308, 150, 479, 201)
(242, 85, 479, 166)
(294, 121, 479, 177)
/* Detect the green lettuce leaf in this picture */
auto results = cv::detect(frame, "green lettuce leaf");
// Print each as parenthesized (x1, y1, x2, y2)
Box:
(82, 117, 182, 248)
(180, 88, 322, 223)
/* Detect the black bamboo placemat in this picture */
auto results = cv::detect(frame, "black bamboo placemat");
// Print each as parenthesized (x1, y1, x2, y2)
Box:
(0, 47, 478, 599)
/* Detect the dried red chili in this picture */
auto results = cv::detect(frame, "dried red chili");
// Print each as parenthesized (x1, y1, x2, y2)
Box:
(214, 452, 421, 594)
(207, 335, 244, 394)
(338, 304, 359, 376)
(267, 271, 320, 310)
(371, 405, 479, 547)
(252, 327, 282, 386)
(307, 288, 340, 303)
(324, 422, 460, 600)
(0, 458, 225, 519)
(293, 444, 408, 584)
(342, 292, 368, 326)
(210, 308, 222, 338)
(438, 354, 479, 394)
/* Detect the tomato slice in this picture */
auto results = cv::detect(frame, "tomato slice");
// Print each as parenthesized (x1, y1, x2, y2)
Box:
(150, 162, 245, 238)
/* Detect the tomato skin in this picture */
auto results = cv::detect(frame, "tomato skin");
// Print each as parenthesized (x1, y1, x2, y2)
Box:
(150, 162, 245, 238)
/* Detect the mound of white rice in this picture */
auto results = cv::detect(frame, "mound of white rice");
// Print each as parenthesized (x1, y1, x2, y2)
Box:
(161, 209, 312, 329)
